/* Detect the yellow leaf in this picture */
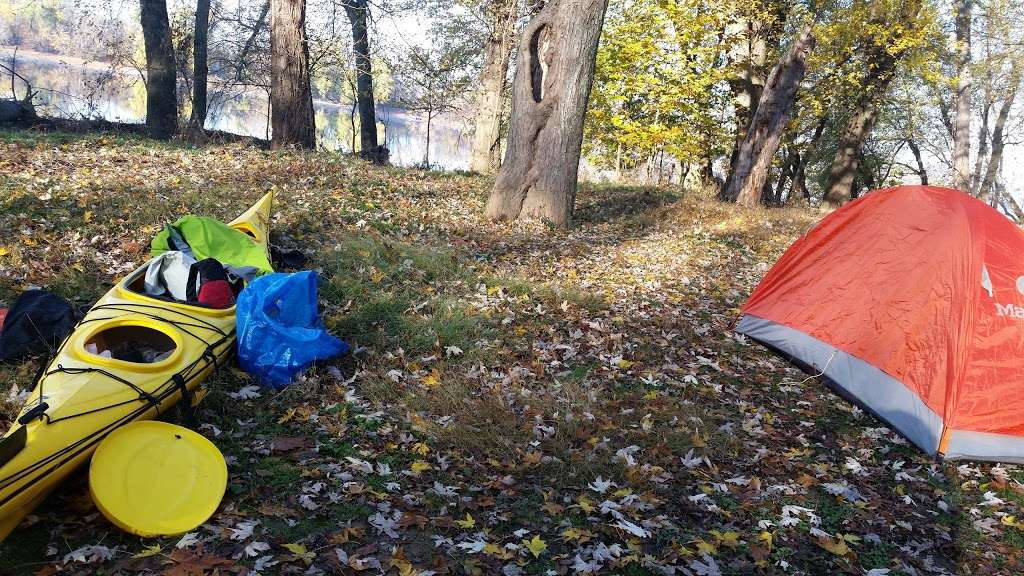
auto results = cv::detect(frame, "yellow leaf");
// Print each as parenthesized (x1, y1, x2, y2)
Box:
(759, 531, 773, 548)
(132, 543, 162, 558)
(712, 530, 740, 547)
(421, 371, 439, 387)
(411, 442, 430, 456)
(576, 495, 596, 514)
(483, 543, 502, 555)
(1003, 515, 1018, 527)
(409, 460, 432, 476)
(83, 210, 93, 223)
(523, 535, 547, 558)
(562, 527, 593, 543)
(817, 535, 850, 556)
(0, 247, 8, 257)
(278, 407, 297, 424)
(617, 359, 635, 369)
(283, 542, 316, 564)
(455, 513, 475, 529)
(694, 539, 717, 556)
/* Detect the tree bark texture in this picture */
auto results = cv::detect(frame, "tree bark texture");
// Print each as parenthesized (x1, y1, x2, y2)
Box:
(188, 0, 211, 135)
(270, 0, 315, 149)
(141, 0, 177, 140)
(470, 0, 519, 173)
(721, 25, 815, 208)
(951, 0, 972, 191)
(344, 0, 382, 161)
(484, 0, 610, 227)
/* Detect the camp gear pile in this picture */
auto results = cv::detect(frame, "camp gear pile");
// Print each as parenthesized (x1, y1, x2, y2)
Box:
(0, 290, 78, 362)
(737, 185, 1024, 464)
(236, 271, 349, 388)
(143, 217, 270, 309)
(152, 216, 273, 274)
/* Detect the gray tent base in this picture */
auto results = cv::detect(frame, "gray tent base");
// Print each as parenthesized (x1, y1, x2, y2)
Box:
(735, 315, 944, 456)
(737, 314, 1024, 464)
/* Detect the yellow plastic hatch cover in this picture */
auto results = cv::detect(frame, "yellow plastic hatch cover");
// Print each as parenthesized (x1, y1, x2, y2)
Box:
(89, 421, 228, 537)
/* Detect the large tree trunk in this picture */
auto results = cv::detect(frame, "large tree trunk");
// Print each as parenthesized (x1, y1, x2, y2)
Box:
(470, 0, 518, 173)
(951, 0, 972, 191)
(187, 0, 211, 138)
(721, 26, 815, 208)
(344, 0, 383, 162)
(140, 0, 177, 140)
(821, 0, 920, 209)
(719, 6, 787, 200)
(270, 0, 315, 149)
(484, 0, 609, 227)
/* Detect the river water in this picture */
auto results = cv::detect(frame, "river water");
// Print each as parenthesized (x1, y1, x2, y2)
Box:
(4, 53, 473, 171)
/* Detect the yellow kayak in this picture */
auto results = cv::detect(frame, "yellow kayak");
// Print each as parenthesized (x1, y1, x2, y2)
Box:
(0, 191, 273, 541)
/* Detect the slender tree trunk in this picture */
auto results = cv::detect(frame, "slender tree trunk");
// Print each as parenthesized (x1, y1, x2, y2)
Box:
(951, 0, 972, 191)
(350, 100, 357, 153)
(425, 108, 433, 167)
(774, 148, 794, 203)
(187, 0, 211, 138)
(979, 76, 1020, 200)
(907, 138, 929, 185)
(270, 0, 315, 149)
(236, 0, 271, 82)
(722, 25, 815, 208)
(1002, 187, 1024, 223)
(484, 0, 610, 227)
(344, 0, 381, 161)
(972, 100, 990, 194)
(140, 0, 177, 139)
(784, 150, 805, 205)
(470, 0, 518, 173)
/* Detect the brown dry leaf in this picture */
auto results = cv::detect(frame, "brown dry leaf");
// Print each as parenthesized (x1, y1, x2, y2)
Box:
(269, 436, 313, 452)
(162, 549, 233, 576)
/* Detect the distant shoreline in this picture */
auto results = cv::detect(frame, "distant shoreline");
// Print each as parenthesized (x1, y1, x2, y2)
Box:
(0, 46, 141, 76)
(0, 45, 473, 131)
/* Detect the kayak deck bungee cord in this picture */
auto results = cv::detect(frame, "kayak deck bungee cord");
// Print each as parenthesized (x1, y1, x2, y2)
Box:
(0, 191, 273, 541)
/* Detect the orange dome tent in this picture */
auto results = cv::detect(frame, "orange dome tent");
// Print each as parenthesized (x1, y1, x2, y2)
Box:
(738, 185, 1024, 463)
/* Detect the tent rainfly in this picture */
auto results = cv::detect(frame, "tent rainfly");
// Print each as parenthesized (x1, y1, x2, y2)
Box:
(737, 185, 1024, 463)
